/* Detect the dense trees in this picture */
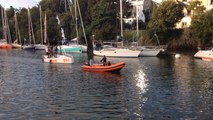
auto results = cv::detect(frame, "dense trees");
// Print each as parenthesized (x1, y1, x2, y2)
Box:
(0, 0, 212, 48)
(190, 9, 213, 48)
(0, 0, 133, 45)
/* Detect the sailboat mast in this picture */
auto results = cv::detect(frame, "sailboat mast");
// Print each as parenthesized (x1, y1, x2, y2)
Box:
(5, 9, 11, 44)
(15, 12, 22, 45)
(28, 8, 32, 44)
(1, 7, 6, 41)
(65, 0, 67, 12)
(39, 5, 43, 44)
(76, 0, 87, 45)
(74, 0, 79, 44)
(44, 12, 47, 44)
(29, 8, 35, 45)
(14, 13, 18, 41)
(120, 0, 123, 47)
(136, 0, 139, 42)
(14, 12, 18, 42)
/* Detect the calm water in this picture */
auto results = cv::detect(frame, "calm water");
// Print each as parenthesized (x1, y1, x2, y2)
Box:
(0, 49, 212, 119)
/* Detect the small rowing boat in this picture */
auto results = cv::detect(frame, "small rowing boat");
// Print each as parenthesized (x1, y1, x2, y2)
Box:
(82, 62, 125, 72)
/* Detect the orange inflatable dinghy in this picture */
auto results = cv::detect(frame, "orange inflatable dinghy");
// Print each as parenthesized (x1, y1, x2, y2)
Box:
(82, 62, 125, 72)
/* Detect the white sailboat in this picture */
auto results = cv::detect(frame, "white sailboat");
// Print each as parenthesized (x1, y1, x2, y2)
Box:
(43, 5, 75, 64)
(194, 48, 213, 59)
(139, 33, 165, 57)
(58, 0, 87, 53)
(22, 8, 35, 50)
(35, 6, 47, 50)
(93, 0, 141, 58)
(42, 47, 74, 64)
(133, 0, 164, 57)
(12, 11, 22, 48)
(0, 6, 12, 49)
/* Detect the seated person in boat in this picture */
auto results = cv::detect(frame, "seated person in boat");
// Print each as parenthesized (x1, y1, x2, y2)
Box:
(89, 59, 94, 66)
(107, 61, 111, 66)
(53, 45, 58, 57)
(46, 47, 52, 58)
(100, 55, 107, 66)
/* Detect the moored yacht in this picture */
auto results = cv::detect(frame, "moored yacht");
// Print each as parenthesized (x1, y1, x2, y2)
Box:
(194, 48, 213, 59)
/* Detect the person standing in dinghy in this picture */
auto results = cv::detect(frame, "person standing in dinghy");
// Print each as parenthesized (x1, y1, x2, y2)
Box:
(100, 55, 107, 66)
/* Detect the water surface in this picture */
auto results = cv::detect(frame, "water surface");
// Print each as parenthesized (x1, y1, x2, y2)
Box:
(0, 49, 212, 119)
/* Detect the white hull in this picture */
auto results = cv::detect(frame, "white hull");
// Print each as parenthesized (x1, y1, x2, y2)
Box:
(139, 49, 161, 57)
(12, 43, 22, 48)
(22, 45, 35, 50)
(81, 45, 87, 52)
(94, 48, 140, 58)
(194, 49, 213, 58)
(35, 44, 47, 50)
(139, 46, 164, 57)
(42, 55, 74, 64)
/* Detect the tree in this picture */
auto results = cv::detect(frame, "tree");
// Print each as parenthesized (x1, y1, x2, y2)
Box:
(187, 1, 205, 18)
(148, 1, 184, 32)
(190, 9, 213, 48)
(146, 1, 184, 44)
(90, 0, 117, 40)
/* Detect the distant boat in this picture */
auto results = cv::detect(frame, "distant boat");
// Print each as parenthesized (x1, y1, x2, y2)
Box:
(42, 46, 74, 64)
(194, 48, 213, 59)
(94, 0, 141, 58)
(12, 11, 22, 49)
(22, 8, 35, 50)
(134, 2, 165, 57)
(58, 0, 88, 53)
(139, 46, 165, 57)
(35, 44, 47, 50)
(0, 7, 12, 49)
(0, 39, 12, 49)
(94, 44, 140, 58)
(58, 38, 83, 53)
(35, 6, 47, 50)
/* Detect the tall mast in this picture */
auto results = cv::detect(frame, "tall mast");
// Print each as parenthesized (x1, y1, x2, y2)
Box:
(44, 12, 47, 44)
(136, 0, 139, 42)
(74, 0, 79, 44)
(5, 9, 11, 44)
(1, 6, 6, 39)
(1, 7, 6, 41)
(65, 0, 67, 12)
(28, 8, 35, 45)
(15, 12, 21, 45)
(77, 0, 87, 45)
(28, 8, 32, 44)
(39, 5, 43, 44)
(120, 0, 123, 47)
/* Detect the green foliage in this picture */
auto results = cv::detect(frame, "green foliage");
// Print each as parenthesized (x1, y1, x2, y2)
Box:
(147, 1, 184, 45)
(167, 29, 197, 50)
(187, 1, 205, 17)
(90, 0, 116, 40)
(0, 0, 134, 45)
(190, 9, 213, 48)
(148, 1, 184, 32)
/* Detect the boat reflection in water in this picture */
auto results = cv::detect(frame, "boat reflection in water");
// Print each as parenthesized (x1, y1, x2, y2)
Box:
(82, 71, 124, 84)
